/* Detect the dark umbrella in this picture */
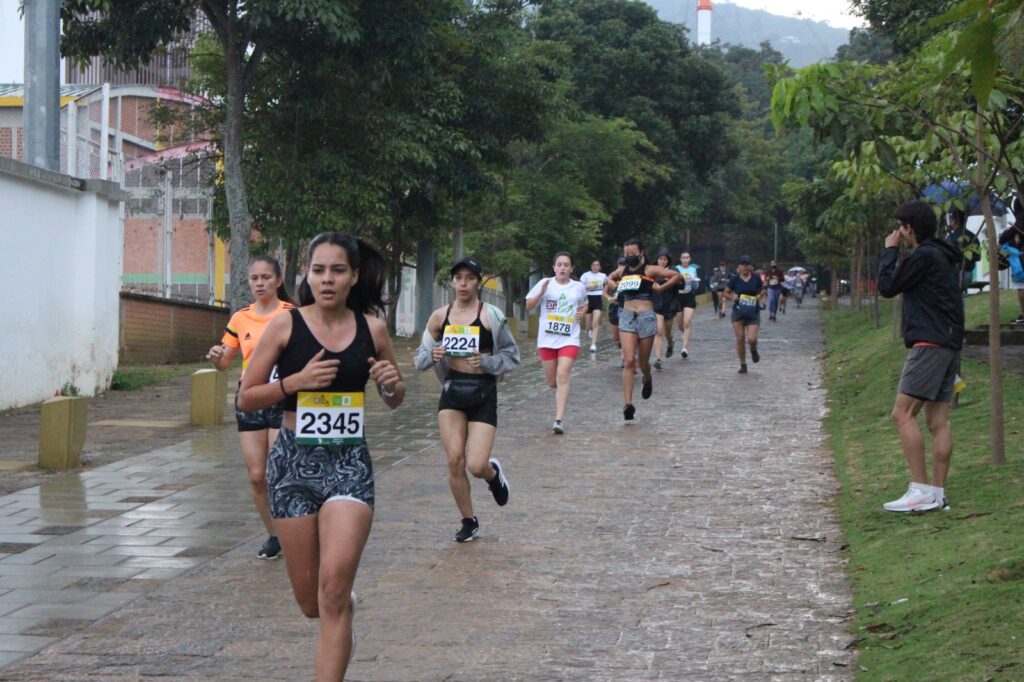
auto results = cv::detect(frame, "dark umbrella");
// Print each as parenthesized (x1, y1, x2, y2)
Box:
(921, 180, 1007, 216)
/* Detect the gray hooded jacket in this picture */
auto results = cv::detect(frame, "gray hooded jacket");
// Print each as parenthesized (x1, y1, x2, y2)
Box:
(413, 302, 521, 383)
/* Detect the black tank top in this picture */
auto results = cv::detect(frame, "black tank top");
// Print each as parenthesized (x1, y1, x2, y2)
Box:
(276, 309, 377, 411)
(440, 301, 494, 354)
(618, 265, 655, 302)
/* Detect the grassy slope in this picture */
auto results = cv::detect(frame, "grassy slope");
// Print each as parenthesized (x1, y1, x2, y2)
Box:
(824, 291, 1024, 681)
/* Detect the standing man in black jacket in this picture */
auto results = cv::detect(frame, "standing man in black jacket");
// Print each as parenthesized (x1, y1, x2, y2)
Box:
(878, 200, 964, 513)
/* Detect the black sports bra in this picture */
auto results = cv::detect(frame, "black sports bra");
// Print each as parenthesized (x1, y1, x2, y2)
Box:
(440, 301, 494, 354)
(618, 265, 656, 302)
(275, 309, 377, 411)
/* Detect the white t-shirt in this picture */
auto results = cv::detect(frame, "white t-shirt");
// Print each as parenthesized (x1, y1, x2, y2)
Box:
(579, 271, 608, 298)
(526, 278, 588, 349)
(675, 265, 700, 294)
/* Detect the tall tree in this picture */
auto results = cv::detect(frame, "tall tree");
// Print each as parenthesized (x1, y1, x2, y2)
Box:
(62, 0, 361, 309)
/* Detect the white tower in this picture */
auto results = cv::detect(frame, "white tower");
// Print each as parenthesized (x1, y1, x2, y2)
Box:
(697, 0, 712, 46)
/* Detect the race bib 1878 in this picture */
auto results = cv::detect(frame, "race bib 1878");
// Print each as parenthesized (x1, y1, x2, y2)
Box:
(545, 313, 573, 336)
(442, 325, 480, 357)
(739, 294, 757, 307)
(295, 392, 364, 445)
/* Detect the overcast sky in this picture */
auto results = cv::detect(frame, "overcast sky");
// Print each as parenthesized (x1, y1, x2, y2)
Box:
(0, 0, 865, 84)
(722, 0, 863, 29)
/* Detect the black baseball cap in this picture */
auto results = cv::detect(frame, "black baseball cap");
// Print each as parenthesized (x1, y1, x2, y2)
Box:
(738, 255, 752, 264)
(450, 257, 483, 279)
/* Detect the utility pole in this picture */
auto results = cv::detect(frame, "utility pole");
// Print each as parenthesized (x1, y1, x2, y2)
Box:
(23, 0, 61, 171)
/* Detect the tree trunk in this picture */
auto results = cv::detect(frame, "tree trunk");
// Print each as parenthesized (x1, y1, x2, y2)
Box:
(386, 219, 403, 336)
(975, 111, 1005, 465)
(415, 239, 435, 333)
(223, 38, 253, 311)
(284, 237, 299, 301)
(851, 232, 862, 310)
(500, 273, 514, 317)
(979, 192, 1006, 464)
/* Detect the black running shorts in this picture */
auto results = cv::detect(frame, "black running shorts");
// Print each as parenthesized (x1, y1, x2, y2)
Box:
(898, 345, 959, 403)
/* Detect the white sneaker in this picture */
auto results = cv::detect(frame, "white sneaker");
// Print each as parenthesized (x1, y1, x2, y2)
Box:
(681, 348, 689, 359)
(883, 484, 942, 512)
(589, 344, 597, 353)
(552, 419, 564, 434)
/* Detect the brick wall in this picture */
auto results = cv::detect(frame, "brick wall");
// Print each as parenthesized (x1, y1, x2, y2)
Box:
(119, 292, 228, 365)
(0, 128, 11, 158)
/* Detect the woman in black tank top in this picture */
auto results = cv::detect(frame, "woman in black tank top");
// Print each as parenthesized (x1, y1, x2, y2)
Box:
(604, 238, 681, 421)
(238, 233, 404, 680)
(418, 257, 514, 544)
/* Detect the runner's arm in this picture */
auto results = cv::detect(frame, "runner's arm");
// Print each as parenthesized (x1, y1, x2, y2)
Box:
(367, 315, 405, 409)
(413, 309, 446, 370)
(649, 266, 682, 292)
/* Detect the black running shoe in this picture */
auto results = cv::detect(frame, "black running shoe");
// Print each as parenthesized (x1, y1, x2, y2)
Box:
(454, 516, 479, 543)
(257, 536, 281, 560)
(488, 458, 510, 506)
(751, 346, 760, 363)
(624, 403, 636, 420)
(665, 342, 674, 358)
(1012, 315, 1024, 325)
(641, 375, 653, 400)
(738, 364, 748, 374)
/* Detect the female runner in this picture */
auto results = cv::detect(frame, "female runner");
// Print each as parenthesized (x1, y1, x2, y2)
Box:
(239, 233, 404, 680)
(604, 239, 681, 420)
(651, 249, 678, 370)
(721, 254, 765, 373)
(525, 252, 589, 434)
(206, 255, 294, 560)
(674, 251, 702, 359)
(414, 257, 520, 542)
(579, 259, 608, 353)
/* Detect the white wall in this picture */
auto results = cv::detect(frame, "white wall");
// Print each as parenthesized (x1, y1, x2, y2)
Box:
(0, 157, 124, 409)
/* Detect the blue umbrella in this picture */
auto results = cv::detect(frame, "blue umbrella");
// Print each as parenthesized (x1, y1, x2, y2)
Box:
(921, 181, 1007, 216)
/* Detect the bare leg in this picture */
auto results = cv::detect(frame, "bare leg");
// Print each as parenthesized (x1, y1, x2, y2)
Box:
(924, 401, 953, 488)
(464, 422, 499, 483)
(542, 358, 557, 389)
(438, 410, 473, 519)
(239, 429, 276, 535)
(591, 310, 602, 345)
(637, 335, 654, 378)
(654, 314, 666, 360)
(732, 321, 747, 364)
(554, 355, 575, 421)
(621, 331, 638, 404)
(890, 393, 928, 484)
(679, 307, 695, 350)
(746, 323, 760, 357)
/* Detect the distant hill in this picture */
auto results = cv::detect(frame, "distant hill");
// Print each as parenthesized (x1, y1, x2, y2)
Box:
(647, 0, 851, 67)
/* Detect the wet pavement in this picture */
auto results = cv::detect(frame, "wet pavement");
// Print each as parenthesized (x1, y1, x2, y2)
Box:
(0, 299, 854, 680)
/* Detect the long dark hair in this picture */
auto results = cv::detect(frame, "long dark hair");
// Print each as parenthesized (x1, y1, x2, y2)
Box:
(250, 255, 293, 304)
(297, 233, 388, 316)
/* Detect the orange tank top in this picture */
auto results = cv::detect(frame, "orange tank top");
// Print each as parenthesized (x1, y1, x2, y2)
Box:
(222, 300, 295, 372)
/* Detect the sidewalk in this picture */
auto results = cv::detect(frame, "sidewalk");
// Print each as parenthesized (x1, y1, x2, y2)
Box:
(0, 300, 854, 680)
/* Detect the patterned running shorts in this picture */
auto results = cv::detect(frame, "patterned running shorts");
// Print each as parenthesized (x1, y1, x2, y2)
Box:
(267, 428, 375, 518)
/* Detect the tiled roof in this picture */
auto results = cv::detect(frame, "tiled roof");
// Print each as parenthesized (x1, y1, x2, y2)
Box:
(0, 84, 100, 99)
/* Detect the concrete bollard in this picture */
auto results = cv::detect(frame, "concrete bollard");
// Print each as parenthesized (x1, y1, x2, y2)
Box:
(527, 314, 539, 340)
(38, 396, 88, 471)
(190, 368, 228, 426)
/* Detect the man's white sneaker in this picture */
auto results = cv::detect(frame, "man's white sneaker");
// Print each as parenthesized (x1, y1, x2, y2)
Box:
(883, 484, 942, 512)
(589, 344, 597, 353)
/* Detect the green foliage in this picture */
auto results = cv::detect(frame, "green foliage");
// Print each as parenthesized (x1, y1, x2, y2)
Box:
(823, 295, 1024, 681)
(59, 382, 80, 397)
(109, 364, 206, 391)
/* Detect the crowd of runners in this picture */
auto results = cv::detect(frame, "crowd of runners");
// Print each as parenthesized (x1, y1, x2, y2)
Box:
(204, 232, 818, 680)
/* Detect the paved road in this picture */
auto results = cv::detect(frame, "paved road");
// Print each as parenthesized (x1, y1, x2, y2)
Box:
(0, 298, 854, 680)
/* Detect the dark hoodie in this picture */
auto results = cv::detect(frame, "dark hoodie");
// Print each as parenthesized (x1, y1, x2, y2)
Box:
(878, 238, 964, 349)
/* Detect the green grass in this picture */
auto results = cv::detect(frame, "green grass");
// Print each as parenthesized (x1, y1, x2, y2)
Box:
(824, 292, 1024, 681)
(109, 363, 209, 391)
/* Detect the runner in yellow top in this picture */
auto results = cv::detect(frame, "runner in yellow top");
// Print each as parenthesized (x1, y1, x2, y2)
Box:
(207, 256, 294, 560)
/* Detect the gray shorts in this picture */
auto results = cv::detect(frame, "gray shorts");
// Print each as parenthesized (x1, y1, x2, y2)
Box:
(267, 428, 375, 518)
(618, 308, 657, 339)
(898, 345, 959, 402)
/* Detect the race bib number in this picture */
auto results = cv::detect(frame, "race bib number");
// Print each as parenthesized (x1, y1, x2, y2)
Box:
(296, 392, 364, 445)
(442, 325, 480, 357)
(769, 277, 779, 286)
(585, 279, 602, 292)
(618, 275, 642, 292)
(269, 364, 280, 383)
(739, 294, 758, 307)
(545, 313, 573, 336)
